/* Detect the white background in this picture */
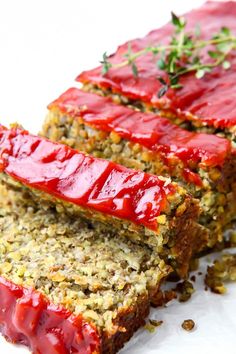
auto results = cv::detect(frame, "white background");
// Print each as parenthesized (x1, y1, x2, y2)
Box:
(0, 1, 236, 353)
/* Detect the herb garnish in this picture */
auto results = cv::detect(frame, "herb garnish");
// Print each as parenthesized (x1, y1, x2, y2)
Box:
(100, 12, 236, 98)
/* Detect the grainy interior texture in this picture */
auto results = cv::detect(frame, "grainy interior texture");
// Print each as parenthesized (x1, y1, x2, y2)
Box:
(0, 166, 201, 279)
(0, 185, 170, 343)
(42, 109, 236, 250)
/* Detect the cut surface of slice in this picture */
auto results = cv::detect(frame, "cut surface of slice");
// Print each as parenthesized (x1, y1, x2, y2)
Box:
(0, 185, 170, 353)
(0, 125, 201, 277)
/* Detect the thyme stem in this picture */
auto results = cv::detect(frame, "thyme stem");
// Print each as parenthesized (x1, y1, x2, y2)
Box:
(100, 12, 236, 97)
(112, 36, 236, 70)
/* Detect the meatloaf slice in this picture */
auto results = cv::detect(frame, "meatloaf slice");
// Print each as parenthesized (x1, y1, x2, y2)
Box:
(0, 185, 170, 354)
(0, 124, 201, 278)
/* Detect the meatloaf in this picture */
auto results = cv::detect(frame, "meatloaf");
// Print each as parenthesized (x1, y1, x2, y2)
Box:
(0, 124, 201, 278)
(42, 88, 236, 249)
(77, 1, 236, 144)
(0, 184, 170, 354)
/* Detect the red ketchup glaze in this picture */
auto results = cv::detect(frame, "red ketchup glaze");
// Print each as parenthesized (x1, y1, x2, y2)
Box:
(0, 125, 175, 231)
(0, 276, 100, 354)
(77, 1, 236, 129)
(49, 88, 231, 186)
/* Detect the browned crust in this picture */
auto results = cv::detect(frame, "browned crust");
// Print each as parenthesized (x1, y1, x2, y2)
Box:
(101, 283, 168, 354)
(101, 294, 149, 353)
(168, 195, 205, 277)
(220, 156, 236, 198)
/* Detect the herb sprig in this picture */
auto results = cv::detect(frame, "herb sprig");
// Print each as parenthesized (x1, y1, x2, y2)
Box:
(100, 12, 236, 98)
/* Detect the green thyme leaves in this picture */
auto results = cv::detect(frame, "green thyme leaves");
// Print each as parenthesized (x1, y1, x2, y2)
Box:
(100, 52, 112, 75)
(171, 12, 186, 31)
(100, 12, 236, 98)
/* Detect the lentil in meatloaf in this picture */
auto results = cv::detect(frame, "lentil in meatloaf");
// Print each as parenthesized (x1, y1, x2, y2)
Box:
(0, 184, 170, 354)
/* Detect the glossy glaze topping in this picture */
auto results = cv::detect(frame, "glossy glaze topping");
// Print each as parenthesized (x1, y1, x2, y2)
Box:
(0, 276, 100, 354)
(77, 2, 236, 129)
(0, 125, 175, 231)
(49, 88, 231, 169)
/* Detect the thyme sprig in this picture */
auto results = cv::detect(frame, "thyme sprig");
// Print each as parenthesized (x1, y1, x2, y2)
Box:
(100, 12, 236, 97)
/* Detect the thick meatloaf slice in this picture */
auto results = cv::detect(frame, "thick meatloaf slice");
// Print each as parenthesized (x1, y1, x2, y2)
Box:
(77, 1, 236, 144)
(42, 88, 236, 248)
(0, 185, 170, 354)
(0, 124, 201, 278)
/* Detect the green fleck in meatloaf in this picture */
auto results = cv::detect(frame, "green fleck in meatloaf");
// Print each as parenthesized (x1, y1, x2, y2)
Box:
(42, 88, 236, 250)
(0, 124, 202, 278)
(0, 184, 170, 354)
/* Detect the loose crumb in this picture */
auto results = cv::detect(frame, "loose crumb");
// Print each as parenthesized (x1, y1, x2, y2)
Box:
(144, 319, 163, 333)
(181, 319, 195, 331)
(175, 280, 195, 302)
(149, 319, 163, 327)
(205, 253, 236, 294)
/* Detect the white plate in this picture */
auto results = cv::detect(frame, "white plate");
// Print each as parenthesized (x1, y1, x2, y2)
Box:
(0, 1, 235, 353)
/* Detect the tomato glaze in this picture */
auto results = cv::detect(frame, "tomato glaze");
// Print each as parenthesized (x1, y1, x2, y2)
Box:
(0, 125, 175, 231)
(49, 88, 231, 186)
(77, 2, 236, 129)
(0, 276, 100, 354)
